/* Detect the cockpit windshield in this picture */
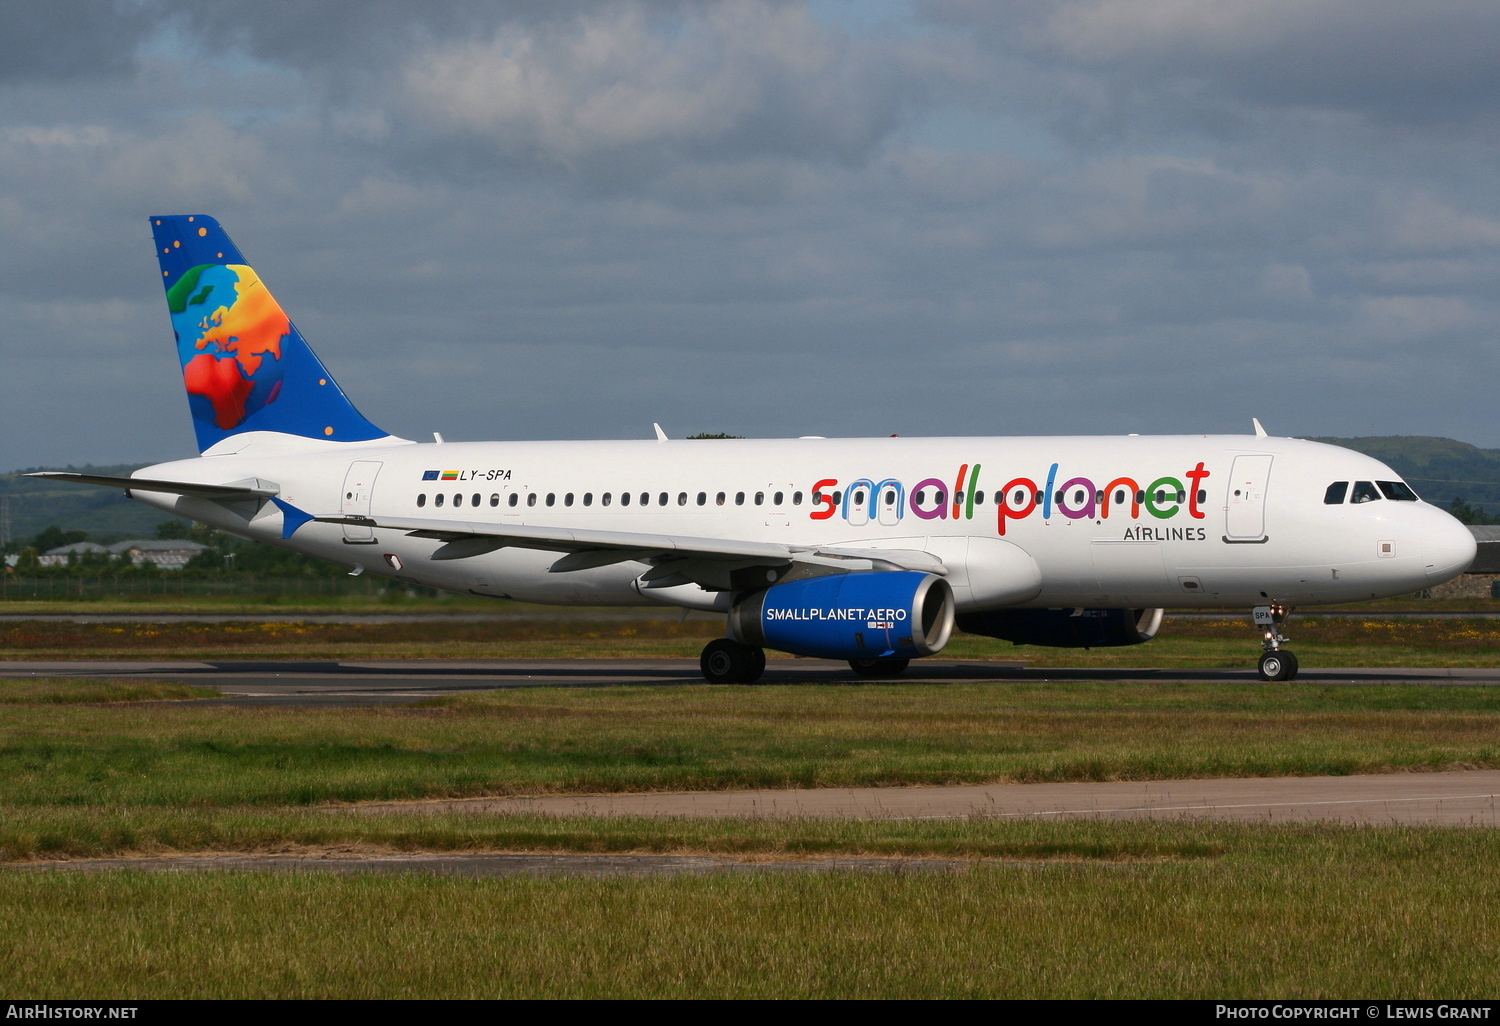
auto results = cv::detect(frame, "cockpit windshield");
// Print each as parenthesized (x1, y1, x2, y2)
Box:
(1326, 479, 1420, 505)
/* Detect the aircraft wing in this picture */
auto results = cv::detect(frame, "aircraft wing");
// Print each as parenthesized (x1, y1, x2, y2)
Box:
(316, 513, 945, 591)
(25, 472, 280, 499)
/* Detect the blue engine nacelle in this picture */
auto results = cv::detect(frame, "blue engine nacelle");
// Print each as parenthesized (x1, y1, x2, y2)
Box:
(729, 571, 955, 660)
(956, 607, 1164, 648)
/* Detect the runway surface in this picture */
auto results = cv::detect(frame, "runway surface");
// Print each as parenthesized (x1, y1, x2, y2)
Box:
(351, 770, 1500, 826)
(4, 657, 1500, 704)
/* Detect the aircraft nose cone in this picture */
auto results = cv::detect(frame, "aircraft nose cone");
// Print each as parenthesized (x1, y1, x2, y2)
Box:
(1422, 515, 1477, 581)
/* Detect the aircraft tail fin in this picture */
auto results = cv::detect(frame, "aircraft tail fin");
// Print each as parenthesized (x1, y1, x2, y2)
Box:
(149, 215, 392, 454)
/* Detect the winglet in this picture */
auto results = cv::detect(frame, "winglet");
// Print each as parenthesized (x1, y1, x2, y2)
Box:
(653, 423, 668, 442)
(1252, 418, 1268, 438)
(270, 497, 316, 539)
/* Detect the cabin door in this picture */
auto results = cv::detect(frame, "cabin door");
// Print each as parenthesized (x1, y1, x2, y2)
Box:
(340, 460, 382, 543)
(1225, 455, 1272, 541)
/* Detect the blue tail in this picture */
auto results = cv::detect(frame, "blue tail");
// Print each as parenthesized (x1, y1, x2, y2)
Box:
(149, 215, 389, 453)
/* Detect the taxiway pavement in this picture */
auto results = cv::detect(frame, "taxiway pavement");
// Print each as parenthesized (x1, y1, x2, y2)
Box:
(2, 657, 1499, 705)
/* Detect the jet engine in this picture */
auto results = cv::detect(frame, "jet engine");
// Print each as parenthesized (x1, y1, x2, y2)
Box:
(956, 607, 1164, 648)
(729, 571, 955, 660)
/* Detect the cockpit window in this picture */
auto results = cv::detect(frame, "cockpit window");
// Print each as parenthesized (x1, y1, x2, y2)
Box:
(1324, 482, 1348, 505)
(1350, 481, 1382, 504)
(1377, 481, 1419, 501)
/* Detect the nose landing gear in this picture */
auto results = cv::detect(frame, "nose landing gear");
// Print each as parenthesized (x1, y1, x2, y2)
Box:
(1253, 603, 1298, 681)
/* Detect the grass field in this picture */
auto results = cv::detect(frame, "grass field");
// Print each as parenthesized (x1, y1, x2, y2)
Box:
(7, 613, 1500, 667)
(6, 660, 1500, 996)
(3, 678, 1500, 819)
(6, 823, 1500, 998)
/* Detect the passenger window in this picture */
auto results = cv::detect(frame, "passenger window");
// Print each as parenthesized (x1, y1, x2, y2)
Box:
(1035, 491, 1044, 504)
(490, 494, 499, 507)
(914, 489, 925, 504)
(973, 491, 984, 505)
(696, 492, 706, 506)
(1350, 481, 1381, 504)
(1197, 490, 1206, 504)
(755, 492, 764, 505)
(527, 493, 537, 507)
(1135, 490, 1145, 504)
(1114, 490, 1125, 506)
(1378, 481, 1419, 501)
(1324, 482, 1348, 505)
(716, 492, 725, 505)
(659, 492, 669, 506)
(620, 492, 630, 506)
(546, 494, 556, 507)
(435, 494, 445, 508)
(935, 490, 946, 505)
(472, 493, 481, 506)
(453, 494, 463, 507)
(774, 491, 784, 505)
(602, 493, 611, 506)
(417, 494, 426, 508)
(793, 491, 802, 505)
(583, 493, 593, 507)
(1072, 489, 1084, 504)
(1175, 490, 1185, 503)
(735, 492, 745, 506)
(678, 492, 688, 506)
(886, 490, 898, 505)
(854, 490, 866, 505)
(508, 494, 518, 507)
(564, 493, 574, 507)
(640, 493, 649, 506)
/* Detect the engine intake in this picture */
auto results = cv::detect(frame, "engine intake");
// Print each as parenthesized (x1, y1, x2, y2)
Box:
(730, 571, 955, 660)
(957, 607, 1164, 648)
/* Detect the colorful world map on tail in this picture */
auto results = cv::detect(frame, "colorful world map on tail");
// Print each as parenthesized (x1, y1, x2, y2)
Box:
(167, 264, 287, 430)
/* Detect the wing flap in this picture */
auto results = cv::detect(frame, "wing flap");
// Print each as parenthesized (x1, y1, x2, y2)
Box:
(317, 513, 797, 563)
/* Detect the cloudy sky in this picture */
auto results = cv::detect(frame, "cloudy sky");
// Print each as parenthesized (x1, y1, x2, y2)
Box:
(5, 0, 1500, 470)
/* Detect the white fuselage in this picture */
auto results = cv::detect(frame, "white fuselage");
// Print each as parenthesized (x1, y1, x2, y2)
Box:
(129, 433, 1477, 612)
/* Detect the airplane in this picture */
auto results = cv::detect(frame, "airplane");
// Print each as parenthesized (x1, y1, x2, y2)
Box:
(30, 215, 1478, 684)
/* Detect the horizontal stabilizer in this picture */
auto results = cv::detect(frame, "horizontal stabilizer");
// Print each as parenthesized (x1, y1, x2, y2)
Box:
(25, 472, 279, 499)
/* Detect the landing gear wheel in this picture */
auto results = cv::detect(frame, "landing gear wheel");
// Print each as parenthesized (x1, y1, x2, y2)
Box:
(849, 657, 910, 679)
(1258, 650, 1296, 682)
(700, 639, 765, 684)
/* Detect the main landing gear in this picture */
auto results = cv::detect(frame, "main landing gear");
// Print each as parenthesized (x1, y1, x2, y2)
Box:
(700, 638, 766, 685)
(1252, 603, 1298, 681)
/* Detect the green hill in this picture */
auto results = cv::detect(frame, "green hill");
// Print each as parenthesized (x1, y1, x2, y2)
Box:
(1307, 436, 1500, 514)
(0, 464, 180, 549)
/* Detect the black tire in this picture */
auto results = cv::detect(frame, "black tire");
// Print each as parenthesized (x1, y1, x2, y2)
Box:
(1281, 650, 1299, 681)
(1258, 651, 1292, 682)
(701, 638, 760, 684)
(744, 646, 766, 684)
(849, 657, 911, 679)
